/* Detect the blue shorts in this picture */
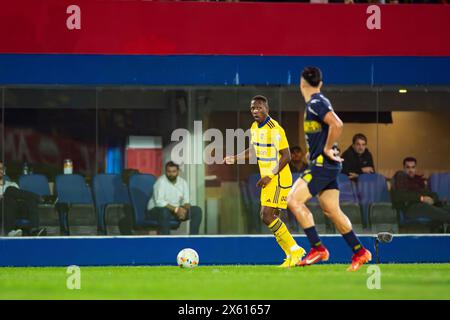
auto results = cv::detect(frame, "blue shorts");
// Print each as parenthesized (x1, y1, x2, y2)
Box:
(300, 165, 341, 197)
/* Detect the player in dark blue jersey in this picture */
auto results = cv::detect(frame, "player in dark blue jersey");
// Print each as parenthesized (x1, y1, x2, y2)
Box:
(287, 67, 372, 272)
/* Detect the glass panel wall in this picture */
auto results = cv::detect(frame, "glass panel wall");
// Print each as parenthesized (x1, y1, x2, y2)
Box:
(1, 85, 448, 236)
(1, 87, 97, 236)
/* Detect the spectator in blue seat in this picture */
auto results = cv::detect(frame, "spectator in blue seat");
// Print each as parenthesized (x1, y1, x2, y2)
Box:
(342, 133, 375, 181)
(146, 161, 202, 235)
(0, 162, 46, 236)
(392, 157, 450, 227)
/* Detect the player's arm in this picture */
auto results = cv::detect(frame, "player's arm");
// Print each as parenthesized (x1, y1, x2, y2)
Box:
(257, 147, 291, 188)
(323, 111, 344, 162)
(272, 147, 291, 176)
(222, 146, 255, 164)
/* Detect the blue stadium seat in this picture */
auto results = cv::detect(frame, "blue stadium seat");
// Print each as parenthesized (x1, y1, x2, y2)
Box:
(55, 174, 97, 235)
(357, 173, 391, 228)
(128, 173, 180, 230)
(428, 172, 450, 202)
(337, 173, 358, 203)
(18, 174, 51, 196)
(56, 174, 94, 205)
(93, 174, 132, 235)
(18, 174, 62, 234)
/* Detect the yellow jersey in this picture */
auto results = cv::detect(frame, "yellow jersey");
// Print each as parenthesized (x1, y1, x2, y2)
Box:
(250, 116, 292, 190)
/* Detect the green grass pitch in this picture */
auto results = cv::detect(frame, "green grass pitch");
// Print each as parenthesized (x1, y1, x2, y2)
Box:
(1, 264, 449, 300)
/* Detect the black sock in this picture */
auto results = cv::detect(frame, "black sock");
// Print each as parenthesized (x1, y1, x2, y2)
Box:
(342, 230, 363, 253)
(304, 226, 323, 248)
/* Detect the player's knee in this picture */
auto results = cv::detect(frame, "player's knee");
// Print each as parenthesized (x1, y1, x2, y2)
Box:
(259, 210, 264, 221)
(287, 198, 296, 213)
(260, 209, 274, 225)
(287, 193, 298, 208)
(322, 210, 333, 218)
(320, 203, 339, 216)
(322, 208, 344, 220)
(287, 192, 294, 206)
(287, 194, 306, 212)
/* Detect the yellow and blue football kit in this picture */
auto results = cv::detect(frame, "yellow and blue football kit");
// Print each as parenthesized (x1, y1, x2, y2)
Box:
(250, 116, 304, 266)
(251, 116, 292, 209)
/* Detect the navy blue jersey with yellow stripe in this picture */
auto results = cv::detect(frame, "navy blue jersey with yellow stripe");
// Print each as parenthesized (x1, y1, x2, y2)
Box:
(304, 92, 341, 169)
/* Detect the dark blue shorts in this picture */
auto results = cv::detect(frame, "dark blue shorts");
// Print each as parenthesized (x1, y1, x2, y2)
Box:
(300, 165, 341, 197)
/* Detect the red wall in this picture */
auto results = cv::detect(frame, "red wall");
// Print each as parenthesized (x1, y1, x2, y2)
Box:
(1, 1, 449, 56)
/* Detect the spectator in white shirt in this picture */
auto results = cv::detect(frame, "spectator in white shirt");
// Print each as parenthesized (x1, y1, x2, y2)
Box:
(147, 161, 202, 235)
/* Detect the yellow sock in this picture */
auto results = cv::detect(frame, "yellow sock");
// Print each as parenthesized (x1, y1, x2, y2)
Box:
(275, 236, 290, 257)
(268, 218, 300, 254)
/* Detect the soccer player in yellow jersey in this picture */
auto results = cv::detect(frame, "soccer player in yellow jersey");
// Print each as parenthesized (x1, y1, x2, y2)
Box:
(223, 95, 305, 267)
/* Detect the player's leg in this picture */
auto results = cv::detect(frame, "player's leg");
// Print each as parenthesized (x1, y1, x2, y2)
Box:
(261, 205, 304, 267)
(287, 177, 329, 266)
(287, 177, 314, 229)
(317, 189, 352, 234)
(188, 206, 203, 235)
(317, 188, 371, 272)
(262, 207, 290, 260)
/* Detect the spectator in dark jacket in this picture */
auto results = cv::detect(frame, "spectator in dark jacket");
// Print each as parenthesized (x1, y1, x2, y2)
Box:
(0, 162, 46, 236)
(391, 157, 450, 226)
(342, 133, 375, 180)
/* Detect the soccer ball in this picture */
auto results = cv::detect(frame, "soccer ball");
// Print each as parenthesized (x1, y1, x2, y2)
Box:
(177, 248, 199, 268)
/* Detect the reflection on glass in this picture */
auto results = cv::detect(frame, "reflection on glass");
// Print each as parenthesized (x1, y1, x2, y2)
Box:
(0, 86, 448, 237)
(2, 88, 97, 236)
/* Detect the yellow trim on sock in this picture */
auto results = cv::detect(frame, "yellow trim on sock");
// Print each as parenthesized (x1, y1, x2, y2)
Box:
(274, 222, 297, 250)
(269, 218, 291, 257)
(268, 218, 279, 229)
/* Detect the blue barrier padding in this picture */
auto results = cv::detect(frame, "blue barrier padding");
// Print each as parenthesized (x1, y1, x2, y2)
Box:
(0, 55, 449, 86)
(1, 235, 449, 267)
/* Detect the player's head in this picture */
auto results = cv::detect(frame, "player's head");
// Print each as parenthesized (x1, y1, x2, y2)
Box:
(165, 161, 180, 182)
(403, 157, 417, 178)
(290, 146, 304, 161)
(300, 66, 323, 97)
(250, 95, 269, 123)
(352, 133, 368, 155)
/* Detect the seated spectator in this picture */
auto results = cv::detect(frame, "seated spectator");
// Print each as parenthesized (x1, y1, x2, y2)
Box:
(0, 162, 46, 236)
(289, 146, 308, 173)
(146, 161, 202, 235)
(392, 157, 450, 227)
(342, 133, 375, 180)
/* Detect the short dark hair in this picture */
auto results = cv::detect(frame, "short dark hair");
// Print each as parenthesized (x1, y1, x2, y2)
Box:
(403, 157, 417, 166)
(290, 146, 303, 153)
(165, 161, 180, 170)
(352, 133, 368, 144)
(251, 95, 269, 108)
(301, 66, 322, 87)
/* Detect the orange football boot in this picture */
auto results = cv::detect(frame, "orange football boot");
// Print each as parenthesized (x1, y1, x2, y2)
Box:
(347, 248, 372, 272)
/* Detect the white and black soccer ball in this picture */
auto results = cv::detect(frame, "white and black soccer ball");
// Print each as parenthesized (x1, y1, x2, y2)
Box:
(177, 248, 199, 268)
